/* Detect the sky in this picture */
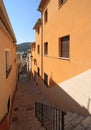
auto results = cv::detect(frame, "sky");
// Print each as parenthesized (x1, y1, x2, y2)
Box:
(3, 0, 41, 44)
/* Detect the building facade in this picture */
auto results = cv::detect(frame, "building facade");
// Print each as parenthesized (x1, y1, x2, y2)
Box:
(31, 0, 91, 115)
(32, 19, 42, 79)
(0, 0, 17, 129)
(27, 49, 32, 73)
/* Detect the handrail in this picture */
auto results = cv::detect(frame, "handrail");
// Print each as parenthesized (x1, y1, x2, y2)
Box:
(35, 102, 66, 130)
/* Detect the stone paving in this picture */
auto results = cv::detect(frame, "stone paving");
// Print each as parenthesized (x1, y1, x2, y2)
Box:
(9, 74, 49, 130)
(64, 112, 91, 130)
(9, 73, 91, 130)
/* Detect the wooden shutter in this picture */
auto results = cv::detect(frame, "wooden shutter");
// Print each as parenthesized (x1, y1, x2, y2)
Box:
(61, 36, 69, 58)
(44, 42, 48, 55)
(44, 73, 48, 86)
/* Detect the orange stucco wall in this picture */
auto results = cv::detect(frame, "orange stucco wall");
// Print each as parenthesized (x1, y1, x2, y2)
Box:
(32, 43, 37, 74)
(35, 29, 41, 74)
(32, 0, 91, 115)
(32, 25, 42, 76)
(42, 0, 91, 84)
(0, 25, 17, 128)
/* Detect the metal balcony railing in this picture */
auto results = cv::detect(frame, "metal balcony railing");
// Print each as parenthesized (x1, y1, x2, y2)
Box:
(35, 102, 66, 130)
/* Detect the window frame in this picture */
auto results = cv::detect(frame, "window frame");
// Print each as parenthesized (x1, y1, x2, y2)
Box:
(37, 45, 40, 54)
(37, 27, 40, 34)
(32, 44, 36, 51)
(34, 59, 36, 65)
(44, 73, 48, 87)
(5, 50, 12, 78)
(59, 35, 70, 59)
(44, 9, 48, 24)
(59, 0, 67, 8)
(37, 67, 40, 76)
(44, 42, 48, 55)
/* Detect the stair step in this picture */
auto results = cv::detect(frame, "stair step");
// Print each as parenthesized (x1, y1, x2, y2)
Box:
(73, 124, 85, 130)
(71, 116, 85, 127)
(81, 116, 91, 128)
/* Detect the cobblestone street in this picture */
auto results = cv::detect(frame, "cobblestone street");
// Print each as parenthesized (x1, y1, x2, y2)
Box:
(9, 74, 49, 130)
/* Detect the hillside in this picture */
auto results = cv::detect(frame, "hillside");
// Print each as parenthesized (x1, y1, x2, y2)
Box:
(17, 42, 32, 52)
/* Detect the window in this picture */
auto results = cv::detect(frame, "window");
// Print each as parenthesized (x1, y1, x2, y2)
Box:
(59, 0, 67, 6)
(34, 59, 36, 65)
(37, 45, 40, 54)
(34, 71, 36, 81)
(37, 67, 40, 76)
(44, 42, 48, 55)
(7, 96, 10, 113)
(32, 44, 36, 51)
(5, 51, 12, 78)
(14, 58, 16, 63)
(37, 27, 40, 34)
(44, 73, 48, 86)
(44, 9, 48, 23)
(59, 35, 70, 58)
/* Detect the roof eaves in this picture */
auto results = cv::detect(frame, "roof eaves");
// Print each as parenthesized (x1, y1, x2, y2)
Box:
(0, 0, 17, 43)
(31, 42, 36, 46)
(33, 18, 42, 30)
(38, 0, 49, 12)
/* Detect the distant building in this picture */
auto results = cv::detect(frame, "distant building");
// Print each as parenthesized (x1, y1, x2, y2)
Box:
(0, 0, 17, 129)
(16, 52, 24, 77)
(31, 19, 42, 80)
(27, 49, 32, 73)
(31, 0, 91, 116)
(16, 52, 24, 65)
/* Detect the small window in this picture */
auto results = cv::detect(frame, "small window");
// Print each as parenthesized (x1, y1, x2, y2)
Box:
(7, 96, 10, 113)
(37, 27, 40, 34)
(37, 67, 40, 76)
(32, 44, 36, 51)
(59, 35, 70, 58)
(5, 51, 10, 71)
(34, 71, 36, 81)
(59, 0, 67, 6)
(44, 9, 48, 23)
(44, 42, 48, 55)
(37, 45, 40, 54)
(44, 73, 48, 86)
(14, 58, 16, 63)
(34, 59, 36, 65)
(5, 51, 12, 78)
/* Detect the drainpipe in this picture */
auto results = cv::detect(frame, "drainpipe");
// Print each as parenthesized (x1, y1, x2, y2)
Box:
(41, 12, 43, 77)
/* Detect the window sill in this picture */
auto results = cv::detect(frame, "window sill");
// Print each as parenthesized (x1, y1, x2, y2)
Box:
(44, 21, 48, 26)
(59, 0, 67, 9)
(44, 54, 48, 56)
(6, 65, 12, 79)
(58, 57, 70, 61)
(0, 112, 8, 124)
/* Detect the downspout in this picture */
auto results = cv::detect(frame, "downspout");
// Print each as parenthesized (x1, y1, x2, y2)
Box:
(41, 12, 43, 77)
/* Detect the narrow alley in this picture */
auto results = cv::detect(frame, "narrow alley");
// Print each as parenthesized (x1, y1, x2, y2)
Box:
(9, 73, 49, 130)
